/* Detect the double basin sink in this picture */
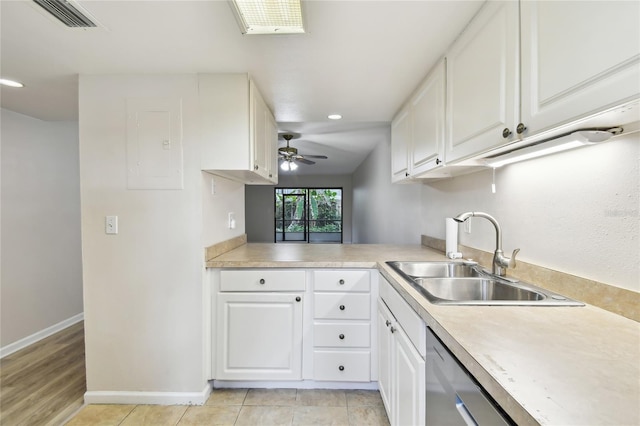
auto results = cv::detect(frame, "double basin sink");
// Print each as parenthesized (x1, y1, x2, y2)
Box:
(387, 261, 583, 306)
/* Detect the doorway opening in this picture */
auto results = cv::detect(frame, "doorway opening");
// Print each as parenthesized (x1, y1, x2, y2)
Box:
(274, 188, 343, 243)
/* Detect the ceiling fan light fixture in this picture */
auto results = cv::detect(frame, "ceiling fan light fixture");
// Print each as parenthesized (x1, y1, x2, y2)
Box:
(281, 160, 298, 171)
(230, 0, 305, 35)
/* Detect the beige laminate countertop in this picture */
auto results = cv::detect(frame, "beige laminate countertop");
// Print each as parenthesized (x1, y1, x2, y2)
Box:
(207, 243, 640, 426)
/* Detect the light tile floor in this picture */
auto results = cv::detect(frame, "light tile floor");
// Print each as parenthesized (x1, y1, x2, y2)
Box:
(64, 388, 390, 426)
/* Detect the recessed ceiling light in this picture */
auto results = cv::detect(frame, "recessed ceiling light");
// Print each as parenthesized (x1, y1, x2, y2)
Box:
(230, 0, 305, 35)
(328, 114, 342, 120)
(0, 78, 24, 88)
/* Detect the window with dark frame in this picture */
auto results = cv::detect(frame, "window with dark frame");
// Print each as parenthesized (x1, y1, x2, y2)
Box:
(274, 188, 343, 243)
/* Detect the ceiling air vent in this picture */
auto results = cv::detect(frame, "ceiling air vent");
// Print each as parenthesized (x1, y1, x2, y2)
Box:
(33, 0, 97, 28)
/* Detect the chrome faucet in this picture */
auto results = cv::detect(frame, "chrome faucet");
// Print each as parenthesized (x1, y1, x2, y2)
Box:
(453, 211, 520, 277)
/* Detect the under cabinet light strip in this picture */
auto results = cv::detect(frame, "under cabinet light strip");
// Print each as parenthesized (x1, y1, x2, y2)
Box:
(484, 130, 617, 167)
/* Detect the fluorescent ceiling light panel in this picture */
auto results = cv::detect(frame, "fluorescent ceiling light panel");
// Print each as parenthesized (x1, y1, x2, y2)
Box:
(484, 130, 614, 168)
(231, 0, 304, 35)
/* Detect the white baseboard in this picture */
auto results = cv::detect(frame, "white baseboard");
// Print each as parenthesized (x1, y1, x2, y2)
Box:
(84, 384, 212, 406)
(212, 380, 379, 391)
(0, 312, 84, 359)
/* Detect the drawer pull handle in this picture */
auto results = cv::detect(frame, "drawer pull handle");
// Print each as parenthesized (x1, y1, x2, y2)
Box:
(390, 326, 396, 334)
(339, 279, 345, 285)
(259, 279, 265, 285)
(385, 320, 391, 327)
(339, 305, 345, 311)
(339, 334, 345, 340)
(338, 365, 345, 371)
(295, 296, 301, 302)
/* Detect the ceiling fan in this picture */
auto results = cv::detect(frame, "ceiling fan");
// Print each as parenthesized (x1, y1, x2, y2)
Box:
(278, 134, 328, 170)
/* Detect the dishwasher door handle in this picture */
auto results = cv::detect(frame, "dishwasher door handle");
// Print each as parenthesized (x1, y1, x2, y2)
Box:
(455, 395, 478, 426)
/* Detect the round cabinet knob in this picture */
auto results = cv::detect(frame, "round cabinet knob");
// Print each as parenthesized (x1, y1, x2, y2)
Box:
(516, 123, 527, 134)
(405, 172, 409, 177)
(385, 320, 391, 327)
(339, 334, 345, 340)
(295, 296, 301, 302)
(390, 326, 396, 334)
(338, 365, 345, 371)
(269, 173, 273, 178)
(339, 279, 345, 285)
(254, 165, 259, 170)
(259, 278, 265, 285)
(502, 128, 512, 138)
(339, 305, 345, 311)
(436, 158, 442, 165)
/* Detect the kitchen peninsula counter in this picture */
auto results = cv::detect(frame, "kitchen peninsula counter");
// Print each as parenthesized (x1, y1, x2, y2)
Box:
(206, 243, 640, 426)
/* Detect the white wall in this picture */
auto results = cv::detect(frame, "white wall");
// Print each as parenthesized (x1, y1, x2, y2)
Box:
(245, 174, 353, 243)
(202, 173, 245, 246)
(352, 137, 422, 244)
(79, 75, 244, 395)
(1, 109, 83, 347)
(421, 134, 640, 293)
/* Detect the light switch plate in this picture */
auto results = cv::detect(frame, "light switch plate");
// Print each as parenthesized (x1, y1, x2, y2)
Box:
(106, 216, 118, 234)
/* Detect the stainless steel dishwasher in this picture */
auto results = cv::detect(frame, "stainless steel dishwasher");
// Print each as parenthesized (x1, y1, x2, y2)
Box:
(426, 327, 513, 425)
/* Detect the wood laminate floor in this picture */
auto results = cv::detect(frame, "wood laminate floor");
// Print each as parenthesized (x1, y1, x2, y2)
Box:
(1, 321, 86, 426)
(1, 323, 389, 425)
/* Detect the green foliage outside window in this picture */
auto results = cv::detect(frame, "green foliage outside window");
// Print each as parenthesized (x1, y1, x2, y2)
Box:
(275, 188, 342, 234)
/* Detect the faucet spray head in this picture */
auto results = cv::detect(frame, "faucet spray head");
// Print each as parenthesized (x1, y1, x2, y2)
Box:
(453, 212, 474, 223)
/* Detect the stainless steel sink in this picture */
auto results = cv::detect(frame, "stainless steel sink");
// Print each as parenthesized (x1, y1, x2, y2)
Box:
(387, 261, 583, 306)
(386, 261, 481, 278)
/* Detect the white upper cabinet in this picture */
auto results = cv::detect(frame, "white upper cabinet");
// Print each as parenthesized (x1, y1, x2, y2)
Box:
(391, 59, 446, 182)
(265, 110, 279, 183)
(445, 1, 520, 163)
(520, 1, 640, 135)
(199, 73, 278, 185)
(410, 60, 446, 176)
(391, 105, 410, 182)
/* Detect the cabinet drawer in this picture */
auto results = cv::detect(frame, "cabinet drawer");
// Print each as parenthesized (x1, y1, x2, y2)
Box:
(314, 270, 370, 292)
(313, 350, 371, 382)
(313, 323, 370, 348)
(314, 293, 371, 320)
(220, 270, 305, 292)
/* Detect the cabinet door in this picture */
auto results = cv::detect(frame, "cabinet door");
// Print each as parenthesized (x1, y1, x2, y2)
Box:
(216, 292, 303, 380)
(391, 105, 411, 182)
(377, 300, 394, 416)
(393, 325, 426, 426)
(521, 1, 640, 135)
(410, 59, 445, 176)
(199, 74, 250, 171)
(266, 109, 279, 183)
(250, 80, 269, 180)
(446, 1, 519, 162)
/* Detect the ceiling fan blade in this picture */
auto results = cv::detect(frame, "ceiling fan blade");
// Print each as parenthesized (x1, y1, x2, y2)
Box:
(300, 154, 328, 159)
(295, 158, 316, 165)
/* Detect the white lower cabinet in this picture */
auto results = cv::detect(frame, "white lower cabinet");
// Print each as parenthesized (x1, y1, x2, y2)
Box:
(215, 270, 305, 381)
(377, 300, 394, 413)
(212, 268, 377, 385)
(216, 292, 303, 380)
(378, 276, 426, 426)
(312, 270, 375, 383)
